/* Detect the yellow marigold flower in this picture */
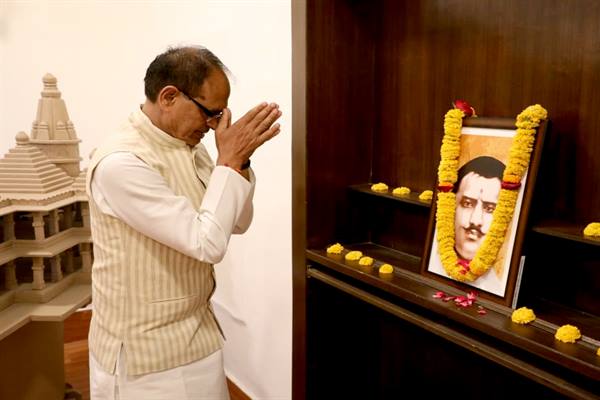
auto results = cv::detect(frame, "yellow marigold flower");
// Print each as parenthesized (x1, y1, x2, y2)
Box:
(345, 251, 363, 261)
(583, 222, 600, 237)
(419, 190, 433, 201)
(555, 324, 581, 343)
(358, 256, 374, 266)
(379, 264, 394, 275)
(597, 347, 600, 357)
(511, 307, 536, 324)
(371, 182, 388, 192)
(326, 243, 344, 255)
(392, 186, 411, 196)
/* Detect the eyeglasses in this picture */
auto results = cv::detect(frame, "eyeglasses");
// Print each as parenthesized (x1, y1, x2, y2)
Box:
(179, 89, 223, 122)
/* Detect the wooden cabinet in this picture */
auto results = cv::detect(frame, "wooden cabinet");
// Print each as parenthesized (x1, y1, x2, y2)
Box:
(292, 0, 600, 398)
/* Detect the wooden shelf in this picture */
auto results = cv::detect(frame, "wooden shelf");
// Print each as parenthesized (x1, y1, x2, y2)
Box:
(532, 222, 600, 247)
(523, 297, 600, 340)
(306, 248, 600, 382)
(348, 184, 432, 208)
(327, 242, 421, 272)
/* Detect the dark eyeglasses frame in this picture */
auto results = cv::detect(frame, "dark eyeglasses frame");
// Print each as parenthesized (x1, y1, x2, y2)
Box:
(179, 89, 223, 122)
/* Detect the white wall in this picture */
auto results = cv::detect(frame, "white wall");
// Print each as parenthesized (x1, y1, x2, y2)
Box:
(0, 1, 292, 398)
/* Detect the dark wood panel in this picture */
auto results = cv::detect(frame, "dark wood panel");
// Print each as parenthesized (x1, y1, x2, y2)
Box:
(306, 0, 378, 248)
(305, 0, 600, 250)
(292, 0, 308, 398)
(375, 0, 600, 221)
(521, 231, 600, 317)
(346, 188, 431, 257)
(306, 276, 598, 399)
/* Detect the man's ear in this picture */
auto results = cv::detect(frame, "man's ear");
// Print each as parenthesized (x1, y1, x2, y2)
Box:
(157, 86, 179, 109)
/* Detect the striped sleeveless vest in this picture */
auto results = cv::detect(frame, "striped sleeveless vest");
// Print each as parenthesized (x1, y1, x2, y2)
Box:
(86, 109, 222, 376)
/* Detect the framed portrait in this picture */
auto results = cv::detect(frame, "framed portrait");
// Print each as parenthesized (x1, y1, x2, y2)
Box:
(422, 117, 547, 307)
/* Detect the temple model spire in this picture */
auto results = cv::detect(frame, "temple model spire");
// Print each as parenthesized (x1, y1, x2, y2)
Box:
(29, 73, 82, 177)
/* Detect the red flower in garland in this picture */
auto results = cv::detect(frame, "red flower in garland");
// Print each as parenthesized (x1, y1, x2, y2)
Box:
(453, 99, 477, 117)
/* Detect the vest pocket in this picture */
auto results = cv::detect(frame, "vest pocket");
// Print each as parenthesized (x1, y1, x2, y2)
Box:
(144, 294, 203, 328)
(147, 293, 200, 303)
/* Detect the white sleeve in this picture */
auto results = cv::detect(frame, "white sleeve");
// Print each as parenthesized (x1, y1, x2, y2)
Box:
(90, 152, 254, 264)
(232, 168, 254, 234)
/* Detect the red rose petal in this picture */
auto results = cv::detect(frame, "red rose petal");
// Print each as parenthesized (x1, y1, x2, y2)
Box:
(453, 99, 476, 117)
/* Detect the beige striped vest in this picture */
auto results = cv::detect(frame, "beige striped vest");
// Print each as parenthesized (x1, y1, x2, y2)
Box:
(86, 109, 223, 376)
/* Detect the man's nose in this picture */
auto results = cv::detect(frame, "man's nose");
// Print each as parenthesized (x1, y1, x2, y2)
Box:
(469, 201, 484, 226)
(206, 119, 219, 131)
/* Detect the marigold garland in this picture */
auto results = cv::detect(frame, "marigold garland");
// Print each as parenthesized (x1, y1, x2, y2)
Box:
(435, 104, 548, 282)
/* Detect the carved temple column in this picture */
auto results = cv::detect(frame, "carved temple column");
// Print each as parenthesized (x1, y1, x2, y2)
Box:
(32, 212, 45, 240)
(63, 205, 73, 228)
(79, 243, 92, 277)
(50, 255, 62, 282)
(5, 261, 17, 290)
(3, 214, 15, 241)
(80, 202, 90, 228)
(48, 209, 59, 235)
(63, 249, 74, 274)
(31, 258, 45, 290)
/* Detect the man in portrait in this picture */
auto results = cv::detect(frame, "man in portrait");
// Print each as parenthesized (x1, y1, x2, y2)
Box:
(453, 156, 506, 261)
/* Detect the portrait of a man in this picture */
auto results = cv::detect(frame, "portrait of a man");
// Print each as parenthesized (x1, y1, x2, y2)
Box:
(427, 126, 528, 298)
(453, 156, 505, 262)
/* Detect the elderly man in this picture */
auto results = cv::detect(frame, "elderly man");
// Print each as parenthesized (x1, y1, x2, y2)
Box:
(86, 46, 281, 399)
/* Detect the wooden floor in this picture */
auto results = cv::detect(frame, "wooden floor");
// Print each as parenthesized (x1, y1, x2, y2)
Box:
(64, 339, 90, 400)
(63, 311, 250, 400)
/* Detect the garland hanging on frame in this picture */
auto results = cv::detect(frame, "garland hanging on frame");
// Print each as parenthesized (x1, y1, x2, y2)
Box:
(435, 102, 548, 282)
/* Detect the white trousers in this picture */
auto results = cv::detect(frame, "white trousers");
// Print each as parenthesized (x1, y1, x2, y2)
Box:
(89, 347, 230, 400)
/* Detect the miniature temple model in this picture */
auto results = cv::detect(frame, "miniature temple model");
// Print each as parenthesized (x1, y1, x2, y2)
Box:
(0, 74, 93, 399)
(0, 73, 92, 314)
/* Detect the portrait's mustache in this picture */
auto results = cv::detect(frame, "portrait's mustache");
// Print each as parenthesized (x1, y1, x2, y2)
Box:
(464, 224, 484, 237)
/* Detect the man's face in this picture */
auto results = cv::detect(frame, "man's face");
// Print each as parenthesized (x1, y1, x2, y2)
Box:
(454, 171, 501, 260)
(168, 68, 230, 146)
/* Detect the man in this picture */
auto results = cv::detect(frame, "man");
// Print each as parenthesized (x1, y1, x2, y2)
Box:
(454, 156, 505, 261)
(86, 46, 281, 399)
